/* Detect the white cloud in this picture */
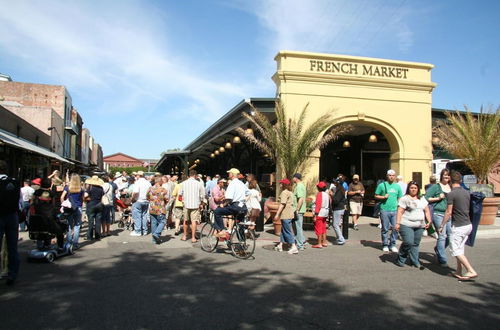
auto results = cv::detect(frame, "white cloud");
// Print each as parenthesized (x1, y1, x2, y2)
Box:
(0, 0, 251, 120)
(235, 0, 415, 57)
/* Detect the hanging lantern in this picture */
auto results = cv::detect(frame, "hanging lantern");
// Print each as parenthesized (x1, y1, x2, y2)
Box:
(368, 134, 378, 143)
(195, 159, 200, 164)
(233, 136, 241, 143)
(245, 124, 253, 135)
(342, 140, 351, 148)
(210, 153, 215, 158)
(215, 150, 219, 156)
(225, 141, 232, 149)
(219, 146, 225, 153)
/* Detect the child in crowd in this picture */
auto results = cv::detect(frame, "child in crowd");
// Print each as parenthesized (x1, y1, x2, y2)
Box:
(313, 181, 330, 248)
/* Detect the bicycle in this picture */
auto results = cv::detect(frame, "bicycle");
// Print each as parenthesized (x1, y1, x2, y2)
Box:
(200, 212, 256, 259)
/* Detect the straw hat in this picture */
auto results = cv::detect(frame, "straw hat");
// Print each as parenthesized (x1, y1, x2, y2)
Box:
(85, 175, 104, 186)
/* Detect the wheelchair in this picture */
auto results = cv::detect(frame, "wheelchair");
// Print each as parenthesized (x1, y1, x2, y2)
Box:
(27, 213, 74, 263)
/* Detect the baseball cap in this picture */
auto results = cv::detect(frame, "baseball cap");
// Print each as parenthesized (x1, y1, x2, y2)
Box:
(352, 174, 360, 179)
(316, 181, 327, 189)
(227, 168, 240, 175)
(137, 171, 144, 176)
(293, 173, 302, 180)
(279, 178, 291, 185)
(387, 169, 396, 175)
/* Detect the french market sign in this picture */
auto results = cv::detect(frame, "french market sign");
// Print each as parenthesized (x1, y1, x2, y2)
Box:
(309, 59, 409, 79)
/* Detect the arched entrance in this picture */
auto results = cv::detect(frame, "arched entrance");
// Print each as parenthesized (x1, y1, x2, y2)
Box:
(320, 118, 403, 199)
(320, 124, 391, 182)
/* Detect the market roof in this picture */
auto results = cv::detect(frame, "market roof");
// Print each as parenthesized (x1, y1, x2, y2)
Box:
(0, 128, 72, 164)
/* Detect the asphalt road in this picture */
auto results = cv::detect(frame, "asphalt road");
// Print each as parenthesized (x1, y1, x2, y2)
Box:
(1, 219, 499, 330)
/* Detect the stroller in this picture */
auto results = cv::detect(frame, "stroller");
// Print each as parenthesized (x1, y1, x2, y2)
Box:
(27, 213, 74, 263)
(116, 198, 133, 230)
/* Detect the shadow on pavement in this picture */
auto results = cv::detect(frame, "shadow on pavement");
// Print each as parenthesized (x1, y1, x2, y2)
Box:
(2, 248, 500, 329)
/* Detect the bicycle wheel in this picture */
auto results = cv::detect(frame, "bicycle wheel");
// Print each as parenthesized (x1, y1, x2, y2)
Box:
(229, 225, 256, 259)
(200, 222, 219, 252)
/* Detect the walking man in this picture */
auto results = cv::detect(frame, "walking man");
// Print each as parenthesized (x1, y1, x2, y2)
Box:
(179, 170, 205, 243)
(0, 160, 20, 285)
(292, 173, 307, 250)
(439, 171, 478, 280)
(347, 174, 364, 231)
(130, 171, 152, 236)
(375, 169, 403, 252)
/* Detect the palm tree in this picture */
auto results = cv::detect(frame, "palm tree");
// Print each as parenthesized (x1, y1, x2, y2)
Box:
(236, 101, 352, 180)
(433, 105, 500, 184)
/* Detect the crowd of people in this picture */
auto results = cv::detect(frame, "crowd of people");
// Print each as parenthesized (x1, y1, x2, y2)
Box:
(0, 157, 479, 285)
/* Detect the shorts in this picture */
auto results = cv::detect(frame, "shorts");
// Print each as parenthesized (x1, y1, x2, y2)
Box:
(349, 201, 363, 215)
(450, 224, 472, 257)
(183, 208, 200, 223)
(314, 216, 327, 235)
(172, 207, 184, 221)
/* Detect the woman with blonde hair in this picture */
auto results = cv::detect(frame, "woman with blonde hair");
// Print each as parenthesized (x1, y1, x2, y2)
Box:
(61, 174, 85, 249)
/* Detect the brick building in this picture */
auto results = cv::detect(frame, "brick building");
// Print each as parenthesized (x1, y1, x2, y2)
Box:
(104, 153, 144, 168)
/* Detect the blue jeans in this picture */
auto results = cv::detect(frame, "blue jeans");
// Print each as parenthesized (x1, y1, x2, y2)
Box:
(380, 210, 398, 248)
(132, 202, 149, 234)
(0, 212, 20, 280)
(86, 201, 103, 239)
(20, 201, 30, 231)
(67, 207, 82, 246)
(397, 225, 424, 266)
(150, 214, 165, 242)
(333, 209, 345, 243)
(432, 212, 451, 264)
(214, 203, 246, 231)
(102, 205, 113, 224)
(280, 219, 295, 244)
(294, 213, 306, 248)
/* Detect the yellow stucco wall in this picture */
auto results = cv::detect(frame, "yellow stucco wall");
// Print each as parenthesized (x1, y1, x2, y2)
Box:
(273, 51, 437, 185)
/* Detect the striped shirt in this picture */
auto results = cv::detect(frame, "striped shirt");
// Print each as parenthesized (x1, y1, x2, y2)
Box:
(179, 177, 205, 209)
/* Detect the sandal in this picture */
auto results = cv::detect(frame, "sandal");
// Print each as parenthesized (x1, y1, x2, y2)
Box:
(312, 244, 323, 249)
(322, 243, 328, 247)
(462, 272, 478, 279)
(180, 237, 187, 241)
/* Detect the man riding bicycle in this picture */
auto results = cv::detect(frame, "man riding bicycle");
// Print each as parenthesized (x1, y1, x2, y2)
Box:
(214, 168, 249, 237)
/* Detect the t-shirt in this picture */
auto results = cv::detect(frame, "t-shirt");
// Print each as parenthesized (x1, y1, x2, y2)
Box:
(63, 186, 84, 208)
(447, 186, 471, 227)
(293, 182, 307, 214)
(147, 185, 169, 215)
(172, 183, 183, 208)
(375, 181, 402, 211)
(398, 195, 428, 228)
(424, 183, 450, 214)
(21, 186, 35, 202)
(133, 178, 152, 203)
(279, 189, 295, 220)
(87, 185, 104, 203)
(348, 182, 364, 203)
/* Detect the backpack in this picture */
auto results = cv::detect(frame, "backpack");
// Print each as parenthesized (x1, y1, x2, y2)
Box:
(0, 176, 20, 215)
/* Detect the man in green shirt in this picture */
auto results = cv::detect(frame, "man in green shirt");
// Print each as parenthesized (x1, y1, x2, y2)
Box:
(293, 173, 307, 250)
(374, 169, 403, 252)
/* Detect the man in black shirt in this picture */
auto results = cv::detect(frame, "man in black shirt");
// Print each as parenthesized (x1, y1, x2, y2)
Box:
(0, 160, 20, 285)
(439, 171, 478, 280)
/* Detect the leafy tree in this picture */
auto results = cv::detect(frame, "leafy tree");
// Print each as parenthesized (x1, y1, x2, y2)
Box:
(433, 105, 500, 183)
(236, 101, 352, 180)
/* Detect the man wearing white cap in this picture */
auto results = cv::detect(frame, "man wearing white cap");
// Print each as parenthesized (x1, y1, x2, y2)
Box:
(375, 169, 403, 252)
(347, 174, 364, 231)
(130, 171, 152, 236)
(213, 168, 249, 237)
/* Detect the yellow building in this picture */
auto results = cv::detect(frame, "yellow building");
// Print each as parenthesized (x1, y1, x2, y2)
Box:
(158, 51, 439, 197)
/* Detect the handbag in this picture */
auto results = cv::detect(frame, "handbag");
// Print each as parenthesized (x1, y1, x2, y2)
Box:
(101, 184, 111, 206)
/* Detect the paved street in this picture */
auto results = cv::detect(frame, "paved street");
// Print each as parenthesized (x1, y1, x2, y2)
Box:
(2, 216, 500, 330)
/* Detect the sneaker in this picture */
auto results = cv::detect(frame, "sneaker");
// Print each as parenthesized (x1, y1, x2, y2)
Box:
(130, 231, 141, 237)
(174, 231, 180, 236)
(274, 245, 283, 252)
(382, 246, 389, 252)
(298, 246, 305, 251)
(390, 246, 399, 253)
(354, 224, 359, 231)
(377, 223, 382, 229)
(240, 221, 256, 226)
(288, 246, 299, 254)
(152, 234, 161, 244)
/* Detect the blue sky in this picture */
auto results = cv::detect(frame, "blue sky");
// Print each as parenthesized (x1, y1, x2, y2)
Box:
(1, 0, 499, 158)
